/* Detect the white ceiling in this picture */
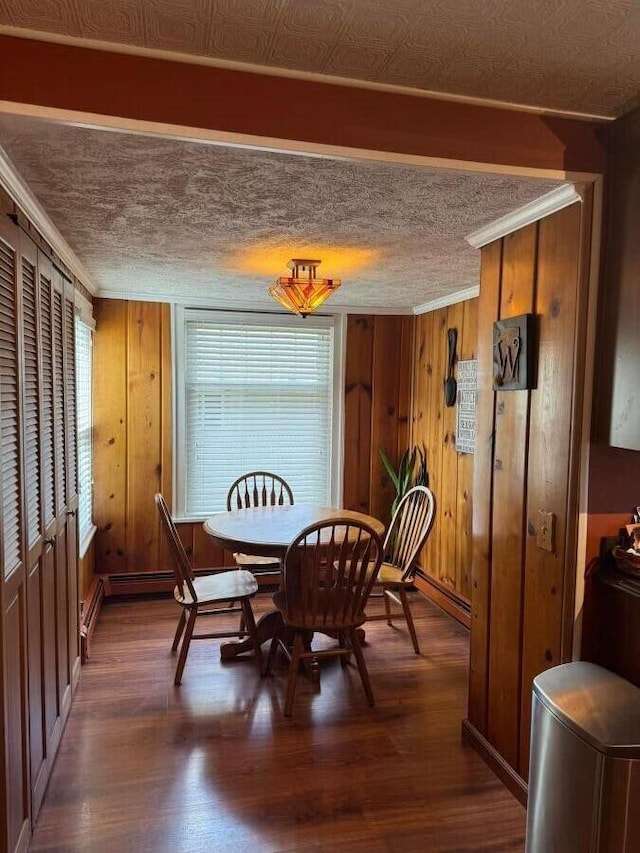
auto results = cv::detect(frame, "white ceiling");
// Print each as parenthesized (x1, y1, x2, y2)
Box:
(0, 116, 562, 310)
(1, 0, 639, 117)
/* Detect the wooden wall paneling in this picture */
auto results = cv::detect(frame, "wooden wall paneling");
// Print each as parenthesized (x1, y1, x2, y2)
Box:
(486, 224, 537, 769)
(190, 522, 233, 570)
(126, 302, 165, 573)
(413, 311, 438, 575)
(93, 300, 128, 574)
(439, 301, 465, 591)
(411, 301, 477, 606)
(426, 310, 448, 585)
(369, 316, 406, 525)
(343, 316, 374, 514)
(519, 203, 583, 778)
(469, 240, 502, 733)
(158, 304, 173, 570)
(395, 316, 414, 461)
(0, 214, 30, 852)
(455, 298, 478, 600)
(77, 541, 94, 604)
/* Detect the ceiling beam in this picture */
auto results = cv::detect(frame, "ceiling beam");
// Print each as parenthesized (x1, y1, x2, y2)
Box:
(0, 35, 605, 178)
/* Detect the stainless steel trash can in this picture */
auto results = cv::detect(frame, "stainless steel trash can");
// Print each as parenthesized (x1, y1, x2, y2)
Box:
(526, 662, 640, 852)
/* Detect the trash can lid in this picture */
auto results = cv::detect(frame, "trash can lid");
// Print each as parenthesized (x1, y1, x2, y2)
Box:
(533, 662, 640, 758)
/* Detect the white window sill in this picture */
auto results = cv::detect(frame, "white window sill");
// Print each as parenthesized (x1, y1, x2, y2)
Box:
(78, 524, 97, 560)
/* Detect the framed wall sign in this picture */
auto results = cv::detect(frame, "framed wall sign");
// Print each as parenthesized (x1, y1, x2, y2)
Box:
(456, 358, 477, 454)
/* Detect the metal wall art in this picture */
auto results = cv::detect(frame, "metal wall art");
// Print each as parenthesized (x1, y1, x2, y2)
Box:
(492, 313, 535, 391)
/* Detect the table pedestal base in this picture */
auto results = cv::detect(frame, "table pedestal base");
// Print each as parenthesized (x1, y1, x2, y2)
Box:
(220, 611, 366, 687)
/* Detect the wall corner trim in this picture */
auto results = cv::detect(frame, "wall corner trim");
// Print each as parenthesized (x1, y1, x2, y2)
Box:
(465, 183, 583, 249)
(0, 145, 98, 294)
(413, 285, 480, 314)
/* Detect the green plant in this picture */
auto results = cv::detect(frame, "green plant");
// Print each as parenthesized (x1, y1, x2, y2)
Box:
(378, 444, 429, 518)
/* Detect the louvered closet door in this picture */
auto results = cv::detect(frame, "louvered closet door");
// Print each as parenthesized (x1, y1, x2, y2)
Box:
(20, 234, 50, 819)
(51, 269, 73, 717)
(37, 254, 62, 767)
(0, 216, 30, 853)
(63, 282, 79, 681)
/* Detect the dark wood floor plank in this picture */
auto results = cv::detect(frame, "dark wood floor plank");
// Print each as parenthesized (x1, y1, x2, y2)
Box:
(30, 595, 525, 852)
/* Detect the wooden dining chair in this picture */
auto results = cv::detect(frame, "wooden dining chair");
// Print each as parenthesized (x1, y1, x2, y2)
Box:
(263, 518, 384, 717)
(155, 493, 262, 684)
(226, 472, 294, 580)
(367, 485, 435, 654)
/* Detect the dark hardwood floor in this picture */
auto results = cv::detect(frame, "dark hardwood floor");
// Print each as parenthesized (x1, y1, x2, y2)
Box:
(30, 594, 525, 852)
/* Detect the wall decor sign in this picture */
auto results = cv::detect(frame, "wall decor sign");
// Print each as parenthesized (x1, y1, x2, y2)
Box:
(492, 313, 535, 391)
(456, 359, 477, 454)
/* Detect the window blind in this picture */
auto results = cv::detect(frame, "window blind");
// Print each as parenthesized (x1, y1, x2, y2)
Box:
(75, 319, 93, 549)
(183, 314, 334, 516)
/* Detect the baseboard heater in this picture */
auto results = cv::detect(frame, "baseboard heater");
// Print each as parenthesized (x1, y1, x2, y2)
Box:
(80, 576, 105, 664)
(103, 570, 277, 598)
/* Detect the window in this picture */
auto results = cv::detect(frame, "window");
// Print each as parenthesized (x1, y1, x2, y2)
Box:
(175, 309, 344, 518)
(75, 318, 94, 554)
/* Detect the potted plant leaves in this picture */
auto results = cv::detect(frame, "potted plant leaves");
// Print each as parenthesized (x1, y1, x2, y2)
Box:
(378, 445, 429, 518)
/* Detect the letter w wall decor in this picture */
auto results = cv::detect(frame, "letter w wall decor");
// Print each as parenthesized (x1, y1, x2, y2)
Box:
(492, 313, 535, 391)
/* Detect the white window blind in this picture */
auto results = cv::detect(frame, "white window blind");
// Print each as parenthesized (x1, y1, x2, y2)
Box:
(75, 319, 93, 551)
(181, 312, 335, 516)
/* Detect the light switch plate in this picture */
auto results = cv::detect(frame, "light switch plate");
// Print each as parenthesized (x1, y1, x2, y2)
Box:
(537, 510, 555, 553)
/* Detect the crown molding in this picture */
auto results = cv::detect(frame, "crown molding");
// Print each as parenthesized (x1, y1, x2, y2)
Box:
(0, 26, 614, 123)
(0, 145, 98, 293)
(413, 286, 480, 315)
(96, 289, 414, 315)
(465, 183, 583, 248)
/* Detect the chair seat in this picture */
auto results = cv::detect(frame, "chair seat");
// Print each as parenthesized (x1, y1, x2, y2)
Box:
(233, 552, 281, 569)
(272, 589, 366, 631)
(374, 562, 411, 587)
(174, 570, 258, 607)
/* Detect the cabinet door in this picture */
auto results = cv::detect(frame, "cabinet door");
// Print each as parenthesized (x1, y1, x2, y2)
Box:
(0, 216, 30, 853)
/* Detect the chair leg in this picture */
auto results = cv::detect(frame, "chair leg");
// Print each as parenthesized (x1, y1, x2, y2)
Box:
(338, 631, 349, 668)
(383, 588, 393, 626)
(399, 587, 420, 655)
(171, 609, 187, 652)
(174, 607, 197, 685)
(349, 628, 375, 707)
(284, 632, 304, 718)
(241, 598, 262, 672)
(263, 626, 280, 676)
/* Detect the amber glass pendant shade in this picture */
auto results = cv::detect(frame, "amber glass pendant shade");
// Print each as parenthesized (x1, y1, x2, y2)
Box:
(268, 259, 341, 317)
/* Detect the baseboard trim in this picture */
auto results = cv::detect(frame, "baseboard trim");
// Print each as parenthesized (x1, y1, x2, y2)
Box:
(461, 718, 528, 806)
(414, 571, 471, 629)
(80, 576, 105, 663)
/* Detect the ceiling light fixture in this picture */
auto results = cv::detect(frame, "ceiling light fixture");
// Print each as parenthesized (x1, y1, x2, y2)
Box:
(268, 259, 341, 317)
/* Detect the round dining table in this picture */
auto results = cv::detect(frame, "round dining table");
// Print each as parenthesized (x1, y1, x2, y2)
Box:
(204, 504, 386, 666)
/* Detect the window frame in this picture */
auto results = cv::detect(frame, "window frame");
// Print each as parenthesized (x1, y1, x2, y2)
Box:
(75, 314, 96, 558)
(172, 306, 346, 521)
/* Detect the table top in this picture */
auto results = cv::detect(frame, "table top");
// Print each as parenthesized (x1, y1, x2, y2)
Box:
(203, 504, 386, 557)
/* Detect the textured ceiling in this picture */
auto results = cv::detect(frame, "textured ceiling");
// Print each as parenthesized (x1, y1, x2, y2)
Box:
(0, 116, 561, 309)
(0, 0, 638, 116)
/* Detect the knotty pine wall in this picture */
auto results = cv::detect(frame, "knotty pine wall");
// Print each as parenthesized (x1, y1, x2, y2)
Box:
(465, 197, 594, 787)
(92, 304, 413, 581)
(411, 300, 478, 614)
